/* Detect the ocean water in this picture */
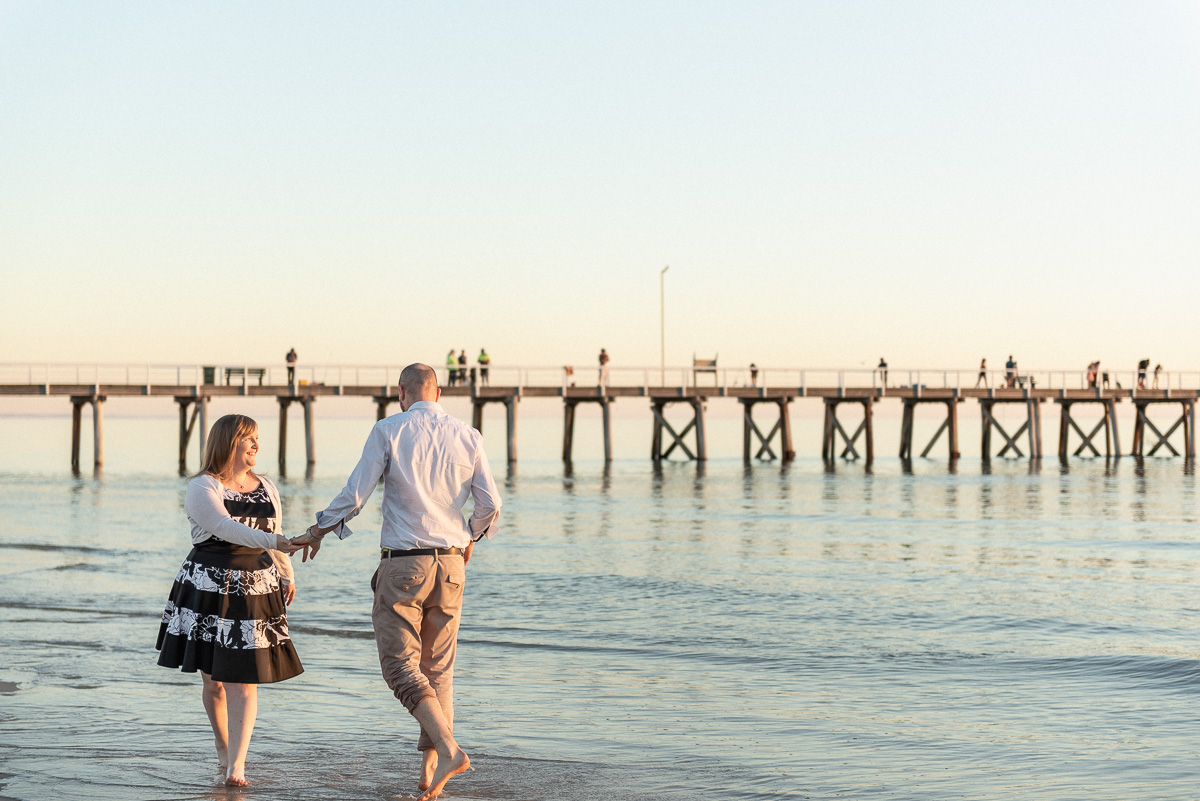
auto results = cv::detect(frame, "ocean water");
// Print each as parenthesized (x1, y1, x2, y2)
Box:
(1, 412, 1199, 801)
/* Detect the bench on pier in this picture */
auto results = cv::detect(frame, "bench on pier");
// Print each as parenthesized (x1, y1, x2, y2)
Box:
(223, 367, 266, 386)
(1008, 375, 1037, 390)
(693, 355, 718, 386)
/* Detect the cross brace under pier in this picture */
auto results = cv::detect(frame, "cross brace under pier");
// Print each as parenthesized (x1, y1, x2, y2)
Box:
(740, 397, 794, 461)
(898, 398, 961, 460)
(652, 398, 707, 461)
(1055, 399, 1121, 458)
(822, 398, 874, 463)
(1130, 399, 1196, 458)
(980, 397, 1044, 460)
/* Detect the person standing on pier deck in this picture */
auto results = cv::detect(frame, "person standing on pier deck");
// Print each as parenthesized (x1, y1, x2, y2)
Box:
(975, 358, 988, 388)
(1005, 356, 1017, 388)
(1137, 359, 1150, 389)
(598, 348, 610, 385)
(458, 349, 469, 386)
(446, 349, 458, 387)
(286, 348, 297, 387)
(877, 358, 888, 387)
(291, 363, 501, 801)
(477, 349, 490, 386)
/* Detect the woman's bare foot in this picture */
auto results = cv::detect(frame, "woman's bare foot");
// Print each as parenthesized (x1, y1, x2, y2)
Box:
(225, 768, 249, 787)
(419, 749, 437, 791)
(416, 749, 468, 801)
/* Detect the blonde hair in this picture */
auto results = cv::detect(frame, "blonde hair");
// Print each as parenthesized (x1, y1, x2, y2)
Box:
(197, 414, 259, 480)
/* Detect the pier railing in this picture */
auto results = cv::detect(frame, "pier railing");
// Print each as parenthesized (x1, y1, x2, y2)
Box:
(3, 363, 1200, 393)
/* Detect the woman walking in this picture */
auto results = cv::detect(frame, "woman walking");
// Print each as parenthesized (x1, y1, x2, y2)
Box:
(156, 414, 303, 786)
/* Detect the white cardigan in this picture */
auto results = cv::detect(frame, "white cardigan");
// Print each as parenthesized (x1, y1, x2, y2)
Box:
(184, 473, 295, 585)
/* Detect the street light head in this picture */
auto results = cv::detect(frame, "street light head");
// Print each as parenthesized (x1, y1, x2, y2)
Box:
(661, 265, 669, 275)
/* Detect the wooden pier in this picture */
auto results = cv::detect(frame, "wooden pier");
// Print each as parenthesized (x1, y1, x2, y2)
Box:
(4, 364, 1199, 470)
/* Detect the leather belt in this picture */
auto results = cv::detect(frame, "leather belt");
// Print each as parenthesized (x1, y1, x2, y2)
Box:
(381, 547, 463, 559)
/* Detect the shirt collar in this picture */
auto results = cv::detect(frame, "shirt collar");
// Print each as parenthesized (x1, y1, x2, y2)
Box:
(407, 400, 444, 413)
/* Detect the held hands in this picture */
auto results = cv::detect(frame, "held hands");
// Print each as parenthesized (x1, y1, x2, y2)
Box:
(275, 534, 306, 555)
(288, 526, 324, 563)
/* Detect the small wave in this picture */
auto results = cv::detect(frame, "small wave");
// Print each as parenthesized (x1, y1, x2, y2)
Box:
(1015, 653, 1200, 691)
(0, 542, 112, 554)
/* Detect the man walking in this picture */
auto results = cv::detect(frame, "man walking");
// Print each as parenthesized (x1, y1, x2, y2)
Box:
(292, 363, 501, 800)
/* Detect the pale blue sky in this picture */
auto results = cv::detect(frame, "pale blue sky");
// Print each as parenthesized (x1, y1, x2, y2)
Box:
(2, 2, 1198, 373)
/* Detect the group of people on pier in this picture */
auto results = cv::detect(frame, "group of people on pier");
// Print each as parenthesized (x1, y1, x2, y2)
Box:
(445, 348, 490, 387)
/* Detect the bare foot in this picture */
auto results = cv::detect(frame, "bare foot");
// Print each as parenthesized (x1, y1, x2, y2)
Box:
(419, 749, 437, 791)
(225, 769, 249, 787)
(415, 749, 469, 801)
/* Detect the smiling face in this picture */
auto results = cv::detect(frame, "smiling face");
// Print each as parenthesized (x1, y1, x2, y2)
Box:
(231, 429, 259, 473)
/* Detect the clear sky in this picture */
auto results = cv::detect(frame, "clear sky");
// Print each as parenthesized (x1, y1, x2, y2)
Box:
(2, 1, 1198, 373)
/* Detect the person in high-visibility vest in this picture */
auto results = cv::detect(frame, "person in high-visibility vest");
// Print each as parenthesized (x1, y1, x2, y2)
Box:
(477, 349, 490, 386)
(446, 350, 458, 387)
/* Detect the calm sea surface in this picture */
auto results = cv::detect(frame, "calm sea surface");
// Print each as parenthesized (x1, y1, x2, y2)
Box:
(1, 413, 1199, 800)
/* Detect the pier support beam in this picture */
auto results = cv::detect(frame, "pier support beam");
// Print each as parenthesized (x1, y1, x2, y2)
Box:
(1130, 399, 1195, 458)
(898, 398, 961, 460)
(563, 396, 614, 463)
(1055, 398, 1121, 458)
(69, 395, 106, 471)
(278, 395, 316, 474)
(175, 395, 209, 472)
(740, 397, 794, 461)
(473, 395, 520, 463)
(651, 398, 707, 461)
(821, 397, 873, 464)
(980, 397, 1044, 460)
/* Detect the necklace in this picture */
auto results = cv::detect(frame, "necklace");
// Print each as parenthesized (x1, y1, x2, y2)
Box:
(230, 473, 251, 491)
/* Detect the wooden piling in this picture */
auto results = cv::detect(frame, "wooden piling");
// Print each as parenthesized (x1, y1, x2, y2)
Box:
(303, 397, 315, 465)
(741, 398, 794, 462)
(278, 398, 290, 473)
(506, 397, 519, 463)
(562, 400, 576, 462)
(70, 399, 83, 471)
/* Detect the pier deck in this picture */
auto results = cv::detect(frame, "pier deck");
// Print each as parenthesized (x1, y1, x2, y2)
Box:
(3, 363, 1198, 469)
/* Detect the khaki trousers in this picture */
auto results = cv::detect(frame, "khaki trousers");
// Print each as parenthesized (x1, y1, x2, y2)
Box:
(371, 554, 465, 751)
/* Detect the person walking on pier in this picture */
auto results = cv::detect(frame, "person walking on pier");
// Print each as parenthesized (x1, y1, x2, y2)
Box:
(598, 348, 610, 386)
(458, 349, 469, 386)
(1153, 363, 1163, 389)
(1137, 359, 1150, 389)
(1086, 361, 1098, 389)
(477, 349, 490, 386)
(975, 358, 988, 388)
(155, 414, 305, 787)
(290, 364, 501, 801)
(1005, 356, 1017, 388)
(446, 349, 458, 387)
(877, 358, 888, 388)
(286, 348, 297, 388)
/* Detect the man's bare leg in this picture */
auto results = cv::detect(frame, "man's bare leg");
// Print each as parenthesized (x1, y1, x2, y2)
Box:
(200, 672, 230, 774)
(223, 682, 258, 786)
(419, 748, 437, 791)
(412, 697, 469, 800)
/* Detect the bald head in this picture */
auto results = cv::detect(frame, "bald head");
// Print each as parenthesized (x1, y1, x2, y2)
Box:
(399, 364, 439, 409)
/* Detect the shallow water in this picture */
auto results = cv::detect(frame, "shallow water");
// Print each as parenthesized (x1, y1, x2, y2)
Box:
(1, 414, 1199, 800)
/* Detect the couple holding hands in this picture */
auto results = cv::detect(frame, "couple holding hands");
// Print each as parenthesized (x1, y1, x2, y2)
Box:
(155, 364, 501, 800)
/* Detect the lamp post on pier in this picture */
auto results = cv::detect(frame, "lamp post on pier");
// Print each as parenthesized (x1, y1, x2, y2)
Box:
(660, 265, 669, 386)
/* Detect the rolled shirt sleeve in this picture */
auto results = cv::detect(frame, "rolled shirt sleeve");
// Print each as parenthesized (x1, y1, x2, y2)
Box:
(468, 445, 502, 540)
(314, 422, 389, 539)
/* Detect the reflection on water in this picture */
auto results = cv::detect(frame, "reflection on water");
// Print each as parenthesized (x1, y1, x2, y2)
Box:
(1, 456, 1198, 801)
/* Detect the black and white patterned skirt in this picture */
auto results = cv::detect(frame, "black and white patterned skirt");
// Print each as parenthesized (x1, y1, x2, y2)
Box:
(156, 540, 303, 684)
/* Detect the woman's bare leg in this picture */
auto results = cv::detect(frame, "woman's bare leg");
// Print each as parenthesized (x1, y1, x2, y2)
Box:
(200, 672, 229, 772)
(223, 682, 258, 786)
